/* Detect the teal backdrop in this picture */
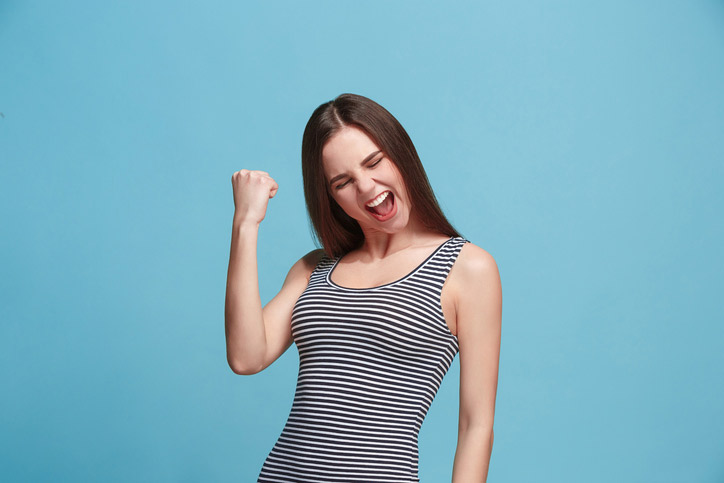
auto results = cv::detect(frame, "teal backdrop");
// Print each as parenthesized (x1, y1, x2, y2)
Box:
(1, 1, 723, 481)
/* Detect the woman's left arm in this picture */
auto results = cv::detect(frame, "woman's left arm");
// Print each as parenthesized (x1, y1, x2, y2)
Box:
(450, 245, 502, 483)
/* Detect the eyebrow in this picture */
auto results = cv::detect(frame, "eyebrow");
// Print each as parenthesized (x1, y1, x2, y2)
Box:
(328, 150, 382, 186)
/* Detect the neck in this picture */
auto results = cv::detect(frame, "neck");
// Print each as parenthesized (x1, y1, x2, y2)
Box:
(357, 214, 438, 260)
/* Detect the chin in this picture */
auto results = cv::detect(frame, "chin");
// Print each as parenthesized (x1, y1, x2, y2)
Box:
(365, 212, 410, 233)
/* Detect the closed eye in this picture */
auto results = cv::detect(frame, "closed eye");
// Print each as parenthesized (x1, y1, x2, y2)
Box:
(334, 157, 384, 190)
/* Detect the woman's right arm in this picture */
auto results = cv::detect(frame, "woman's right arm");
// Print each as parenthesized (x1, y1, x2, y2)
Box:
(224, 169, 322, 375)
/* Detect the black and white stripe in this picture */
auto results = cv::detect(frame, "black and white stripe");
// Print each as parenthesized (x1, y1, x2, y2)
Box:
(257, 236, 469, 482)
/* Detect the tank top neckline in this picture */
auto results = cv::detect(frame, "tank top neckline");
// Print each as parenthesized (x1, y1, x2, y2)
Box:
(325, 236, 457, 291)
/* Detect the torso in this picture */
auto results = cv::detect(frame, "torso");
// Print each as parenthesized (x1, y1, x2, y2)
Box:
(326, 236, 460, 336)
(265, 237, 467, 481)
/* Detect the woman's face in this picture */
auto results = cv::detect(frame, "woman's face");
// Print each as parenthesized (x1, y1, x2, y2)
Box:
(322, 126, 413, 234)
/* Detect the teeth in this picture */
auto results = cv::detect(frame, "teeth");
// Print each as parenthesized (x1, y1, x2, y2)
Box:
(366, 191, 390, 208)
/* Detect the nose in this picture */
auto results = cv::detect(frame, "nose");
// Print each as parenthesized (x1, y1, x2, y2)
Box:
(356, 172, 377, 197)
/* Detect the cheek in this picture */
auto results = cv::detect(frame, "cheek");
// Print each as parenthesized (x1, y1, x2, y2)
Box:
(387, 165, 404, 186)
(331, 191, 357, 211)
(392, 173, 409, 199)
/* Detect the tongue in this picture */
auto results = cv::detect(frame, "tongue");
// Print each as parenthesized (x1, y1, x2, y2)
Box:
(372, 193, 394, 216)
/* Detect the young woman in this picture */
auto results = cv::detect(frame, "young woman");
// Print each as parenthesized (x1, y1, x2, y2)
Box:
(225, 93, 502, 482)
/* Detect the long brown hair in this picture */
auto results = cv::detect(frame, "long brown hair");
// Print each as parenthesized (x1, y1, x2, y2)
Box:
(302, 93, 462, 258)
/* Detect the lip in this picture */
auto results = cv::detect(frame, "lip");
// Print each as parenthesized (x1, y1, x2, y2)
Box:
(364, 190, 391, 207)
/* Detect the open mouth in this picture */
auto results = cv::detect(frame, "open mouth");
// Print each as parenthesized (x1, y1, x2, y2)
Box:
(364, 190, 396, 218)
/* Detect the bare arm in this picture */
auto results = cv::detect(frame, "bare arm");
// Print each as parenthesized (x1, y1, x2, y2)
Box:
(224, 217, 323, 374)
(450, 244, 502, 483)
(224, 219, 266, 374)
(224, 169, 323, 375)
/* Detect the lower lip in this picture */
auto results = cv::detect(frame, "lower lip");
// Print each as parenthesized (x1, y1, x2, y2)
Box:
(366, 192, 397, 221)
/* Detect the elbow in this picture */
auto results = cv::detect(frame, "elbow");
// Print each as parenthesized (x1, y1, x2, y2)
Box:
(226, 341, 266, 375)
(227, 356, 264, 376)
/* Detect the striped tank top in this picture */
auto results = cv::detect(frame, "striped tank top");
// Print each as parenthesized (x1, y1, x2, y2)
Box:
(257, 236, 470, 482)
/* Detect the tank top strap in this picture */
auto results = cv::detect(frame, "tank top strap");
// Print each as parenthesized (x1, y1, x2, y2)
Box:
(308, 251, 337, 283)
(409, 236, 470, 288)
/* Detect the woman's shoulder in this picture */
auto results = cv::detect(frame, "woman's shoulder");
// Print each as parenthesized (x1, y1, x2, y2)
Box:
(284, 248, 328, 284)
(453, 239, 500, 286)
(304, 247, 327, 263)
(448, 239, 502, 331)
(302, 248, 327, 272)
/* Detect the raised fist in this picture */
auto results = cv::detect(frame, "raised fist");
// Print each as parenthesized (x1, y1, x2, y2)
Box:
(231, 169, 279, 225)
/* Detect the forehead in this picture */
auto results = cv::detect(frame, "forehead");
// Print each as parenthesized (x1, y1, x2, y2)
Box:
(322, 126, 380, 173)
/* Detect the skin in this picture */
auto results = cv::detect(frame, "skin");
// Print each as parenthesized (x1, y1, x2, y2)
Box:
(225, 126, 502, 482)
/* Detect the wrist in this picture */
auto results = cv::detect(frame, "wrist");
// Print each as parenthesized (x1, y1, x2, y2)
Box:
(232, 215, 261, 232)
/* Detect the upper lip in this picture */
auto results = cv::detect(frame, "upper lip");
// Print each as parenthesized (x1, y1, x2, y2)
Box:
(364, 190, 391, 206)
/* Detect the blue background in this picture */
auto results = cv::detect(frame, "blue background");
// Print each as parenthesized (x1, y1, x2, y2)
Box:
(2, 1, 723, 481)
